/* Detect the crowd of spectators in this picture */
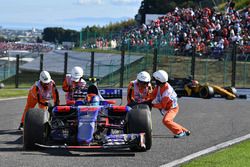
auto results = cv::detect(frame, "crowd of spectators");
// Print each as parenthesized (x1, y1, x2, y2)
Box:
(121, 5, 250, 59)
(94, 38, 117, 49)
(0, 42, 53, 55)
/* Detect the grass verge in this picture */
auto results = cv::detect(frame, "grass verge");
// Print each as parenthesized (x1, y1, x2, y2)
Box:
(0, 89, 28, 99)
(181, 139, 250, 167)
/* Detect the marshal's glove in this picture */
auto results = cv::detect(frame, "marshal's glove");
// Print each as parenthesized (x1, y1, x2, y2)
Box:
(130, 99, 138, 106)
(151, 98, 160, 104)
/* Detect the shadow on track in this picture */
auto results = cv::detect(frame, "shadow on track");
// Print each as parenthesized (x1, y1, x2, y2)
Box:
(0, 129, 22, 136)
(152, 134, 173, 138)
(22, 149, 136, 157)
(5, 136, 22, 145)
(0, 129, 23, 152)
(0, 147, 23, 152)
(0, 129, 23, 145)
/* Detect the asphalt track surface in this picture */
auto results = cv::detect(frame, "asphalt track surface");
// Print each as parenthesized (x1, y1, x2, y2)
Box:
(0, 93, 250, 167)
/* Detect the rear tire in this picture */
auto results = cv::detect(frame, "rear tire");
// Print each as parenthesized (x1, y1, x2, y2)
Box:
(199, 86, 214, 99)
(127, 104, 152, 151)
(23, 108, 49, 150)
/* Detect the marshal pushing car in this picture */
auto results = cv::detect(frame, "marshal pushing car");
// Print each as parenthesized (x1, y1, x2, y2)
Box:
(23, 84, 152, 151)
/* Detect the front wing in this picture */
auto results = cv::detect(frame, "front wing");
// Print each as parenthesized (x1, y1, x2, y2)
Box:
(35, 133, 145, 150)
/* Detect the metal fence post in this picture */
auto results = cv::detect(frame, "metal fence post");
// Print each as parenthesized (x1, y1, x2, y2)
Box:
(80, 31, 83, 48)
(191, 46, 196, 80)
(3, 64, 6, 79)
(153, 48, 158, 73)
(231, 43, 237, 87)
(64, 52, 68, 79)
(91, 51, 94, 78)
(120, 49, 125, 88)
(15, 54, 19, 88)
(40, 54, 43, 73)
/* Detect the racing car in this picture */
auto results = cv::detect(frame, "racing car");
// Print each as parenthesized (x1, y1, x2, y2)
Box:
(168, 77, 237, 100)
(23, 84, 152, 152)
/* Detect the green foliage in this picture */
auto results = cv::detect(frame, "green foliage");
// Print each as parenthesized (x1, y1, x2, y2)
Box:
(80, 19, 136, 35)
(0, 36, 6, 42)
(235, 0, 250, 10)
(42, 27, 79, 45)
(217, 0, 249, 12)
(105, 19, 136, 32)
(36, 37, 43, 43)
(42, 19, 136, 47)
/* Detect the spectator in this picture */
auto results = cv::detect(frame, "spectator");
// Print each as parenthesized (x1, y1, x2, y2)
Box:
(118, 6, 249, 59)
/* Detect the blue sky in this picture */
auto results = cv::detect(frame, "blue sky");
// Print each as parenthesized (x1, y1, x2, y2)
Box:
(0, 0, 142, 30)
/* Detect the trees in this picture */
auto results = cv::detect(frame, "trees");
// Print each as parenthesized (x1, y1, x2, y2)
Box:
(0, 36, 6, 42)
(42, 27, 79, 45)
(42, 19, 136, 47)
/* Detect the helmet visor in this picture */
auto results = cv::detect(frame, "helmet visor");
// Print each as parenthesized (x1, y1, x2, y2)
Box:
(40, 81, 50, 89)
(138, 80, 149, 85)
(71, 76, 80, 82)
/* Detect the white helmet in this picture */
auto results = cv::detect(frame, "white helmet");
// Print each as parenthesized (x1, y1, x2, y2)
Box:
(71, 66, 83, 82)
(137, 71, 151, 82)
(153, 70, 168, 83)
(39, 71, 51, 84)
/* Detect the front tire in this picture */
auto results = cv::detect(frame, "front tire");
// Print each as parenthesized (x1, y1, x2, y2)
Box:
(224, 87, 237, 95)
(127, 104, 152, 151)
(23, 108, 49, 150)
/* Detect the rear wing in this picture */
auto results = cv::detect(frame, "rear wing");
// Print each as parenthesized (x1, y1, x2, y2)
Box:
(99, 88, 123, 99)
(83, 78, 123, 99)
(73, 88, 123, 100)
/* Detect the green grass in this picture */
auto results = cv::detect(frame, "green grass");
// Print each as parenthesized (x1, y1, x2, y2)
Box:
(235, 0, 250, 11)
(73, 47, 148, 58)
(0, 89, 28, 99)
(181, 139, 250, 167)
(217, 0, 249, 12)
(74, 48, 122, 54)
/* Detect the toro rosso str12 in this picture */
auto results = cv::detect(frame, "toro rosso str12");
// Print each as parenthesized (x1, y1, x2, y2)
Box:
(23, 85, 152, 151)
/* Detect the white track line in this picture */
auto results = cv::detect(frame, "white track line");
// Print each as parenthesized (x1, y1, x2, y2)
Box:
(160, 134, 250, 167)
(0, 96, 26, 101)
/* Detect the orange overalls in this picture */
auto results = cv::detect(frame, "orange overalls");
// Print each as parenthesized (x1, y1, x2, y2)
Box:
(62, 75, 87, 104)
(21, 80, 59, 123)
(127, 80, 152, 105)
(151, 82, 188, 135)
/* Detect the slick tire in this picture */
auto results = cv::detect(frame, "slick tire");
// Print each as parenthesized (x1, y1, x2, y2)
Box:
(127, 104, 152, 151)
(224, 86, 237, 95)
(199, 86, 214, 99)
(23, 108, 49, 150)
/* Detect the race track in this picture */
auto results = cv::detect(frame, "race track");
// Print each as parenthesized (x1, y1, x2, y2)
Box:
(0, 94, 250, 167)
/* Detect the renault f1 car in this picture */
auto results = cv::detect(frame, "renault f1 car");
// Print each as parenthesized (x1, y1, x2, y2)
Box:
(23, 85, 152, 152)
(168, 77, 238, 100)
